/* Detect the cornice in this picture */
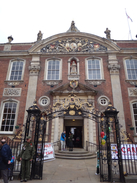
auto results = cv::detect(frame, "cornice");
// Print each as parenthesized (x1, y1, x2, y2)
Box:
(28, 32, 121, 53)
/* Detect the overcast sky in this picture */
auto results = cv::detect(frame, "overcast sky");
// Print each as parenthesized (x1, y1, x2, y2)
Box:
(0, 0, 137, 43)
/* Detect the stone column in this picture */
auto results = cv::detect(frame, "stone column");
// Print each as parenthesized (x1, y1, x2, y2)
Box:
(108, 54, 126, 131)
(84, 118, 88, 149)
(23, 55, 40, 125)
(89, 118, 93, 143)
(53, 117, 59, 142)
(59, 117, 63, 137)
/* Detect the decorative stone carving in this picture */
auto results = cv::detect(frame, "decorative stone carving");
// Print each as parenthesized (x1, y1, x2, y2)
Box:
(68, 75, 80, 80)
(70, 61, 77, 75)
(28, 65, 40, 75)
(128, 88, 137, 96)
(4, 44, 11, 51)
(43, 80, 62, 86)
(70, 80, 78, 89)
(8, 36, 13, 43)
(126, 80, 137, 86)
(37, 31, 43, 41)
(108, 64, 120, 74)
(85, 80, 105, 86)
(67, 21, 80, 32)
(3, 88, 21, 96)
(41, 37, 107, 53)
(104, 28, 111, 39)
(4, 81, 23, 86)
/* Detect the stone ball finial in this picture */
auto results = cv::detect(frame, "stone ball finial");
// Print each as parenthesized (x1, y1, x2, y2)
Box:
(8, 36, 13, 43)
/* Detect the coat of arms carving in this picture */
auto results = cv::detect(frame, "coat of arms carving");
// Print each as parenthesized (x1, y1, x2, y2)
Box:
(41, 38, 107, 53)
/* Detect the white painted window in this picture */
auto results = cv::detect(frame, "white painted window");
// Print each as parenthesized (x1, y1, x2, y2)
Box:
(0, 101, 17, 132)
(132, 102, 137, 134)
(125, 59, 137, 80)
(87, 59, 101, 79)
(7, 59, 25, 81)
(47, 60, 60, 80)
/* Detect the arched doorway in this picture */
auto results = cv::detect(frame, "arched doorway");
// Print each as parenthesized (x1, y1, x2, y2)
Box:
(64, 118, 83, 148)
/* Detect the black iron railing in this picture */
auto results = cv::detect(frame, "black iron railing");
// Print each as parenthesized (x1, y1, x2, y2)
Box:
(120, 140, 137, 175)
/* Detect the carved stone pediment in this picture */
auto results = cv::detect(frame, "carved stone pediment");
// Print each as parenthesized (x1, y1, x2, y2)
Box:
(49, 82, 97, 96)
(41, 37, 107, 53)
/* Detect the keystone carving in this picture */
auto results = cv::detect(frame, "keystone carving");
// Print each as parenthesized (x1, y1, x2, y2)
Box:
(108, 64, 120, 74)
(28, 65, 40, 75)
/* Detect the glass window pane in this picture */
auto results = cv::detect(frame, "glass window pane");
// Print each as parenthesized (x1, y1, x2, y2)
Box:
(47, 60, 60, 80)
(88, 59, 101, 79)
(126, 59, 137, 79)
(1, 102, 17, 132)
(10, 61, 23, 81)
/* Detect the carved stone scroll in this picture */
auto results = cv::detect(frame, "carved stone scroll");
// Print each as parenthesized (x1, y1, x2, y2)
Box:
(28, 65, 40, 75)
(108, 64, 120, 74)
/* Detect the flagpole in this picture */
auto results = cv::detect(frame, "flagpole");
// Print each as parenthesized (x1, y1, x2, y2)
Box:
(125, 9, 132, 40)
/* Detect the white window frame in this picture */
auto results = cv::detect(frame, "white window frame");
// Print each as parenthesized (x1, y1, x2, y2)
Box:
(130, 100, 137, 135)
(0, 99, 19, 134)
(124, 57, 137, 80)
(6, 59, 25, 81)
(85, 57, 104, 80)
(45, 58, 62, 80)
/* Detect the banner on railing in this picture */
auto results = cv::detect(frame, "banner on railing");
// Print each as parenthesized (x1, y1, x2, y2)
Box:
(111, 144, 137, 159)
(37, 143, 55, 161)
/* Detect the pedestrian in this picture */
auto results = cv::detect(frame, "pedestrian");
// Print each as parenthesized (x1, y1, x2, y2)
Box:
(19, 136, 35, 182)
(68, 132, 74, 151)
(0, 138, 12, 183)
(60, 131, 66, 151)
(8, 155, 15, 181)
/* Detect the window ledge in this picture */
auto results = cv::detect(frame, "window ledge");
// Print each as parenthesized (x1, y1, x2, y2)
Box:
(43, 80, 62, 86)
(126, 80, 137, 86)
(4, 80, 24, 86)
(85, 79, 105, 86)
(0, 131, 14, 135)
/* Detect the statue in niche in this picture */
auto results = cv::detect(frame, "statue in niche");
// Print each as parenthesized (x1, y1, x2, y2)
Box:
(104, 28, 111, 39)
(70, 60, 77, 75)
(37, 30, 43, 41)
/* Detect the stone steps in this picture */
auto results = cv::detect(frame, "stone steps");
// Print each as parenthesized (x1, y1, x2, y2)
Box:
(55, 149, 96, 160)
(124, 175, 137, 183)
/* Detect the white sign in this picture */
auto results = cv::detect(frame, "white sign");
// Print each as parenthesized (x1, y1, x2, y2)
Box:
(111, 144, 137, 160)
(37, 143, 55, 161)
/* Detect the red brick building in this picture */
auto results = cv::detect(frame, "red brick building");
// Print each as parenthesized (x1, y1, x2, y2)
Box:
(0, 22, 137, 147)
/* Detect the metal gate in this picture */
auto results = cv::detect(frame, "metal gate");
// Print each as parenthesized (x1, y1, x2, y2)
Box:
(7, 95, 137, 181)
(99, 102, 137, 182)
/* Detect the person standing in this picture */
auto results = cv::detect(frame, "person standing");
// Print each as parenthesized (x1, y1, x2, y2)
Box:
(0, 138, 12, 183)
(68, 132, 74, 151)
(60, 131, 66, 151)
(19, 136, 35, 182)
